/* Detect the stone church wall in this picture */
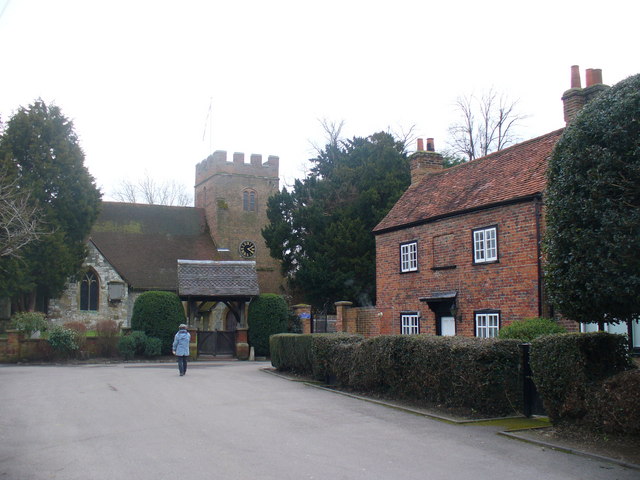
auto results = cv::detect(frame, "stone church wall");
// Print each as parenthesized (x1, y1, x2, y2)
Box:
(48, 242, 129, 328)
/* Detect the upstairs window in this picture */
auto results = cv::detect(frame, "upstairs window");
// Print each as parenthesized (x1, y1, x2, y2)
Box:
(473, 226, 497, 263)
(80, 270, 99, 311)
(475, 312, 500, 338)
(401, 313, 420, 335)
(400, 241, 418, 272)
(243, 190, 256, 211)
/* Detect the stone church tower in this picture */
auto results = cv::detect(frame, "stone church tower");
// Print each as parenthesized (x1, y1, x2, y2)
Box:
(194, 150, 283, 294)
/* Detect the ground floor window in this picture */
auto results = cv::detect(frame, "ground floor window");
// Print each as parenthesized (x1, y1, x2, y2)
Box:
(401, 312, 420, 335)
(80, 270, 99, 311)
(475, 312, 499, 338)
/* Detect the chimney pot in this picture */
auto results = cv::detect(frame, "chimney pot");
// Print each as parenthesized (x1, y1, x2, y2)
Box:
(417, 138, 424, 151)
(570, 65, 581, 88)
(591, 68, 603, 85)
(585, 68, 594, 87)
(426, 138, 435, 152)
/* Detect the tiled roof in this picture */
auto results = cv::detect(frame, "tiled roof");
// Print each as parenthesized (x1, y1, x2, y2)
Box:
(373, 129, 564, 234)
(90, 202, 217, 290)
(177, 260, 259, 298)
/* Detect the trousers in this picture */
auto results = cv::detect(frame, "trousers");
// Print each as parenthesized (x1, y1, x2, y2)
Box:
(177, 355, 188, 375)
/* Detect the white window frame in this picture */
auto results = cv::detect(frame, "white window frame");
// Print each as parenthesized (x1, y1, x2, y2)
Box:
(475, 312, 500, 338)
(473, 226, 497, 263)
(400, 241, 418, 272)
(401, 313, 420, 335)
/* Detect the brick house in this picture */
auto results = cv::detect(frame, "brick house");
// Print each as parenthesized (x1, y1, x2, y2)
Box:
(372, 66, 639, 345)
(373, 131, 562, 337)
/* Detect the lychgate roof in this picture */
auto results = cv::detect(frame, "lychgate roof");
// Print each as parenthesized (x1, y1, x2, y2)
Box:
(177, 260, 259, 299)
(373, 129, 564, 234)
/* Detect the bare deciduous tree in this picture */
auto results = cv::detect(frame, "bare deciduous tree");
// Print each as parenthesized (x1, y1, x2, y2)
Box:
(447, 88, 527, 162)
(0, 174, 47, 258)
(111, 173, 192, 206)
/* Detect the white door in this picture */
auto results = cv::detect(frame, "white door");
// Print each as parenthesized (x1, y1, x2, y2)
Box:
(441, 316, 456, 336)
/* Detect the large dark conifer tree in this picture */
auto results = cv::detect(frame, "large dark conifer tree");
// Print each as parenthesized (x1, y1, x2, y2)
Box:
(263, 131, 410, 309)
(0, 100, 101, 311)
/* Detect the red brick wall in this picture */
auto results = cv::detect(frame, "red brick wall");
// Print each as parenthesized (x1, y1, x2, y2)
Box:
(375, 200, 545, 337)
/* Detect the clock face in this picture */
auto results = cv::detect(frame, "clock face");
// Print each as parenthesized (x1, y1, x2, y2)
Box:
(239, 240, 256, 258)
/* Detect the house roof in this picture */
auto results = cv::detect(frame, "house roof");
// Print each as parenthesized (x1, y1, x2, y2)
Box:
(373, 129, 564, 234)
(177, 260, 259, 299)
(90, 202, 218, 290)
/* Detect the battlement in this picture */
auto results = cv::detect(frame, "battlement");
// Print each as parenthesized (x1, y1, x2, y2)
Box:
(195, 150, 279, 185)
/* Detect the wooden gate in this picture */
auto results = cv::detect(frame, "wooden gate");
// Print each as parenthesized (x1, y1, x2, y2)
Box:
(197, 331, 236, 356)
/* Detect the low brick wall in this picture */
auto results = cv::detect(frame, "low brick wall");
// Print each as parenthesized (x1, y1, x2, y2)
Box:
(0, 332, 104, 362)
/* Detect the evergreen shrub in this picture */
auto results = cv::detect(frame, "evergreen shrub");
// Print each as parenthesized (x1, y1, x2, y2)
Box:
(128, 330, 148, 355)
(587, 369, 640, 434)
(311, 333, 363, 382)
(248, 294, 289, 357)
(63, 321, 88, 351)
(499, 317, 566, 342)
(118, 335, 137, 360)
(10, 312, 48, 337)
(271, 333, 522, 416)
(144, 337, 162, 357)
(48, 326, 80, 358)
(530, 332, 634, 423)
(131, 291, 186, 354)
(270, 334, 314, 374)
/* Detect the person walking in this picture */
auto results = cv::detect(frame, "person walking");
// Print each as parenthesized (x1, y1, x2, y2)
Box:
(172, 324, 191, 376)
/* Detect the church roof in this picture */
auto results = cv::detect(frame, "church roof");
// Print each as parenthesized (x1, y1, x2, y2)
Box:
(177, 260, 259, 299)
(373, 129, 564, 234)
(90, 202, 217, 290)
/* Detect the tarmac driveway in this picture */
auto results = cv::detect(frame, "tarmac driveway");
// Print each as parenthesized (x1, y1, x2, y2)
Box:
(0, 361, 636, 480)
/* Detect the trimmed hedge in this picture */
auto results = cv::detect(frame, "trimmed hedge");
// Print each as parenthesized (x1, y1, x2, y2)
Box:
(587, 369, 640, 434)
(530, 332, 634, 423)
(248, 294, 289, 357)
(271, 333, 522, 417)
(311, 333, 364, 381)
(131, 291, 186, 355)
(348, 336, 522, 416)
(272, 331, 638, 424)
(270, 334, 314, 374)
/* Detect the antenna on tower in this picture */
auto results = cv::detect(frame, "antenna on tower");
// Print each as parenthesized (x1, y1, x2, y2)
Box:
(202, 98, 213, 154)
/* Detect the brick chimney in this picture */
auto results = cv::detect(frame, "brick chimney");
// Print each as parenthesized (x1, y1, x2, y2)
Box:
(410, 138, 443, 185)
(562, 65, 608, 125)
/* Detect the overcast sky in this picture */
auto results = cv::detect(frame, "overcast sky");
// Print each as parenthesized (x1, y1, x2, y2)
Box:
(1, 0, 638, 201)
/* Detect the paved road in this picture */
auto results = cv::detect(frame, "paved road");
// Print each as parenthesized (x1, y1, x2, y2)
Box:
(0, 361, 636, 480)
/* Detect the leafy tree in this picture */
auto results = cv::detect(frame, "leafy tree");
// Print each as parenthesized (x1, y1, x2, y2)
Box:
(263, 131, 410, 308)
(0, 100, 101, 311)
(544, 73, 640, 328)
(447, 88, 526, 161)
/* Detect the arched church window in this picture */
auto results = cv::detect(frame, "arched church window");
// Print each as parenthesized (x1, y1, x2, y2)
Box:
(80, 270, 99, 311)
(243, 189, 256, 211)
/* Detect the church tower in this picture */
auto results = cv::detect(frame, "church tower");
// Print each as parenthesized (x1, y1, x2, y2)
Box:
(194, 151, 283, 294)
